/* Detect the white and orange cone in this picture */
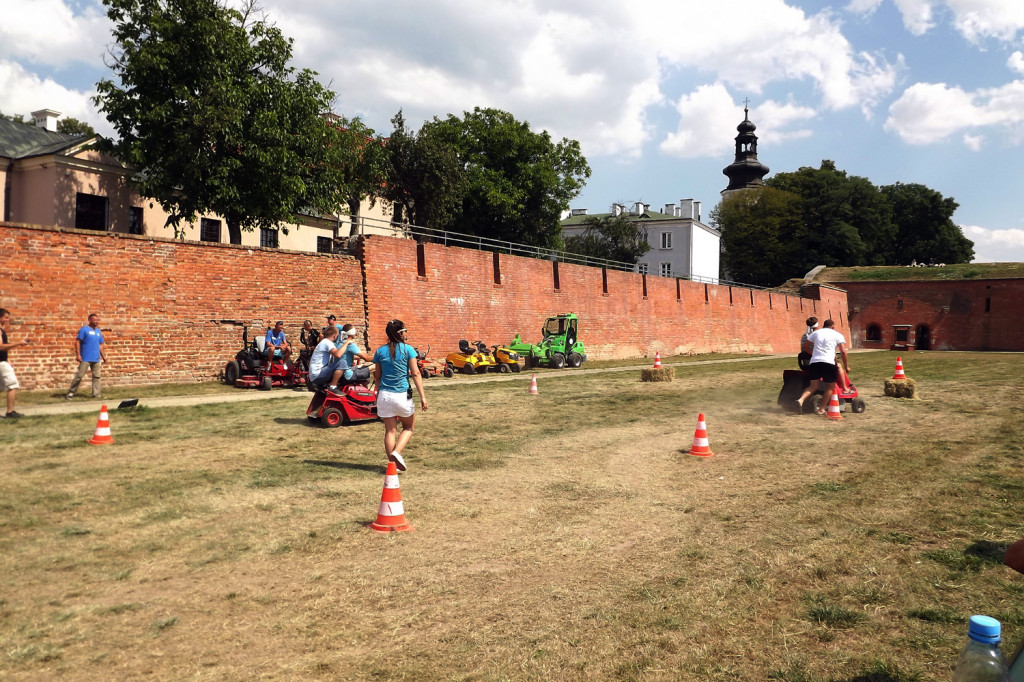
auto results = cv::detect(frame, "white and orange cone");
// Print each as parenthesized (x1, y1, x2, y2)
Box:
(370, 461, 413, 533)
(826, 393, 844, 420)
(653, 352, 662, 369)
(892, 356, 907, 380)
(688, 413, 714, 457)
(528, 374, 539, 395)
(88, 404, 114, 445)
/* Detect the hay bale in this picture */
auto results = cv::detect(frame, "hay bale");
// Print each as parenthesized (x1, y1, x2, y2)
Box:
(641, 367, 674, 382)
(884, 377, 918, 399)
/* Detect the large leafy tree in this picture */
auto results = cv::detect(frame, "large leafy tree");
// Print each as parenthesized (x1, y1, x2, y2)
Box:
(388, 107, 590, 249)
(378, 111, 465, 231)
(881, 182, 974, 264)
(713, 186, 807, 286)
(94, 0, 355, 241)
(563, 214, 651, 265)
(57, 117, 96, 137)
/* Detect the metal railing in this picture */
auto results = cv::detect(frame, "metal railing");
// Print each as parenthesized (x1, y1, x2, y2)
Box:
(343, 214, 768, 290)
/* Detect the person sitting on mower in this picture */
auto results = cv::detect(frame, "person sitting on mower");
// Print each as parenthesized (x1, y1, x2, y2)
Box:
(796, 318, 850, 415)
(798, 317, 817, 370)
(308, 326, 347, 393)
(264, 321, 291, 363)
(338, 324, 376, 386)
(299, 319, 320, 351)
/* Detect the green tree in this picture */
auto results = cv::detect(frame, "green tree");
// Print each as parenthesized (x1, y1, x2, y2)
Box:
(379, 111, 465, 231)
(881, 182, 974, 264)
(563, 214, 651, 264)
(94, 0, 355, 241)
(0, 112, 27, 124)
(423, 107, 590, 248)
(767, 161, 895, 267)
(57, 117, 95, 137)
(712, 186, 806, 286)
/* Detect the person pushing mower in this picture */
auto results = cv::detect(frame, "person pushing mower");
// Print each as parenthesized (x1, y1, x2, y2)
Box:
(796, 318, 850, 415)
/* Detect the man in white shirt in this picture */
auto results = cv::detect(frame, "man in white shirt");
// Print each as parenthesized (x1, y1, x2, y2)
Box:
(797, 319, 851, 415)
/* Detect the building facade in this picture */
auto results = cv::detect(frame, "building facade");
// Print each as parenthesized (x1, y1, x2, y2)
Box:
(560, 198, 721, 282)
(0, 110, 395, 253)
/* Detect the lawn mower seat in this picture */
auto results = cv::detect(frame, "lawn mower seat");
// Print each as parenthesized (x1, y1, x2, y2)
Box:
(458, 339, 472, 354)
(255, 334, 267, 355)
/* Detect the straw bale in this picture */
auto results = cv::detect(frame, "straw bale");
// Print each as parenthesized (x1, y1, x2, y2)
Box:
(641, 367, 674, 382)
(884, 378, 918, 399)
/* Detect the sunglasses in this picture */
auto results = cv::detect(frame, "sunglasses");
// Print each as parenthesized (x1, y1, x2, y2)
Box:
(398, 329, 408, 334)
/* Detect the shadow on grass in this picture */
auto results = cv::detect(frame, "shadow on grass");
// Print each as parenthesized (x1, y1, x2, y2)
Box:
(273, 417, 314, 426)
(303, 459, 382, 473)
(964, 539, 1011, 564)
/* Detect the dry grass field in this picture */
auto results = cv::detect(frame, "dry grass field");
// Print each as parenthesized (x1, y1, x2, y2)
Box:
(1, 351, 1022, 681)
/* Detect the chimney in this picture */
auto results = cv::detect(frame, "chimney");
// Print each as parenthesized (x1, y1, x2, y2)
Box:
(570, 208, 588, 216)
(679, 198, 694, 219)
(694, 200, 702, 222)
(611, 203, 624, 216)
(31, 109, 61, 132)
(664, 203, 675, 216)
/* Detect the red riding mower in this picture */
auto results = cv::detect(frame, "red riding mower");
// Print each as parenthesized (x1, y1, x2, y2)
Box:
(416, 345, 454, 379)
(305, 364, 379, 427)
(777, 364, 865, 415)
(223, 326, 307, 390)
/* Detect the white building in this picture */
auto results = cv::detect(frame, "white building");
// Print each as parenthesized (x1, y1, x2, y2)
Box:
(560, 198, 720, 282)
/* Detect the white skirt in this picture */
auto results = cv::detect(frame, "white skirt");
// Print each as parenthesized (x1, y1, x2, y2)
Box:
(377, 389, 414, 419)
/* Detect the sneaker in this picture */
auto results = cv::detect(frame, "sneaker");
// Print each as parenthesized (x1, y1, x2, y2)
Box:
(327, 385, 343, 395)
(793, 399, 802, 413)
(92, 395, 103, 400)
(388, 452, 408, 472)
(5, 411, 24, 419)
(65, 393, 75, 400)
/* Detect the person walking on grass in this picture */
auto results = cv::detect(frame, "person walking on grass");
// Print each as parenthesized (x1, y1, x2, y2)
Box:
(66, 313, 108, 400)
(797, 318, 850, 415)
(371, 319, 427, 472)
(0, 307, 30, 418)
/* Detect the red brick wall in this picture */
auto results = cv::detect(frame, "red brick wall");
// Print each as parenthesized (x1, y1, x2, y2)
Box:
(840, 279, 1024, 351)
(360, 235, 849, 360)
(0, 222, 364, 389)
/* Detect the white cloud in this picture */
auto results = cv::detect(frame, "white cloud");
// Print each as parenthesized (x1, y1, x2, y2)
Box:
(963, 133, 984, 150)
(0, 0, 110, 67)
(1010, 51, 1024, 75)
(846, 0, 885, 14)
(885, 80, 1024, 145)
(883, 0, 1024, 42)
(0, 60, 111, 136)
(961, 225, 1024, 262)
(660, 84, 739, 159)
(262, 0, 896, 160)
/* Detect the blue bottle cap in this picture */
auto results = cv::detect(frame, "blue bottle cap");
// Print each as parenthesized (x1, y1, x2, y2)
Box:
(968, 615, 1001, 644)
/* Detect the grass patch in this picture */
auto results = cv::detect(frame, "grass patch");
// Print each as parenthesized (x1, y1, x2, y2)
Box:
(1, 352, 1022, 679)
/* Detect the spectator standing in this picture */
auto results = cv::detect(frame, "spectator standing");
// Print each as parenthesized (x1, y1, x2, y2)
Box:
(66, 313, 108, 400)
(371, 319, 427, 472)
(0, 307, 30, 418)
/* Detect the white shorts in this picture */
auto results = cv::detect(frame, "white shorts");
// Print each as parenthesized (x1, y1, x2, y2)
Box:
(0, 361, 19, 391)
(377, 389, 414, 419)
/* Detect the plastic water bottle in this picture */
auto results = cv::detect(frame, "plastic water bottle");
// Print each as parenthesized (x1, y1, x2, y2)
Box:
(953, 615, 1009, 681)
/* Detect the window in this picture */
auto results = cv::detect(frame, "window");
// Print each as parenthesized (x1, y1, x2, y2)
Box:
(317, 236, 334, 254)
(128, 206, 144, 235)
(895, 328, 909, 342)
(637, 263, 648, 275)
(75, 193, 107, 231)
(200, 218, 221, 242)
(660, 262, 672, 277)
(660, 231, 672, 249)
(866, 324, 882, 341)
(259, 228, 278, 248)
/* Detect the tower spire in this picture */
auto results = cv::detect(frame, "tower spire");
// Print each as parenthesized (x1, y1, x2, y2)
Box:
(721, 103, 769, 198)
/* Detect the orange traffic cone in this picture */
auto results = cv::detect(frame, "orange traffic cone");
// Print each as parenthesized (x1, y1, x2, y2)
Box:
(370, 461, 413, 533)
(88, 404, 114, 445)
(826, 393, 843, 420)
(688, 413, 715, 457)
(528, 374, 539, 395)
(892, 356, 907, 379)
(653, 352, 662, 369)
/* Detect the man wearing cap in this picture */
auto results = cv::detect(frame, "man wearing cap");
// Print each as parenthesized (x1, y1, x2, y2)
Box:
(326, 314, 345, 350)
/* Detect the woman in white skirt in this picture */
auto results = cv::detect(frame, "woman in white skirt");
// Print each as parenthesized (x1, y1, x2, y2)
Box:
(371, 319, 427, 472)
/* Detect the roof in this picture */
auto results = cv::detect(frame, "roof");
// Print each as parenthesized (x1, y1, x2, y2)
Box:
(0, 118, 93, 160)
(560, 209, 685, 227)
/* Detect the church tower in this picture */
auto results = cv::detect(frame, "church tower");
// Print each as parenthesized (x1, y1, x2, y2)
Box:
(721, 105, 770, 198)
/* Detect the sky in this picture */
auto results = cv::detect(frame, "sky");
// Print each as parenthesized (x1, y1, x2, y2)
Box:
(2, 0, 1024, 262)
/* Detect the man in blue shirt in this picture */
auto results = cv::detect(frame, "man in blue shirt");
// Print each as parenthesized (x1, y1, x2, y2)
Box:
(66, 313, 109, 400)
(264, 321, 291, 363)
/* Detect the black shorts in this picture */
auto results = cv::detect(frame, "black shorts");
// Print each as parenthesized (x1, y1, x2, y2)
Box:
(806, 362, 837, 384)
